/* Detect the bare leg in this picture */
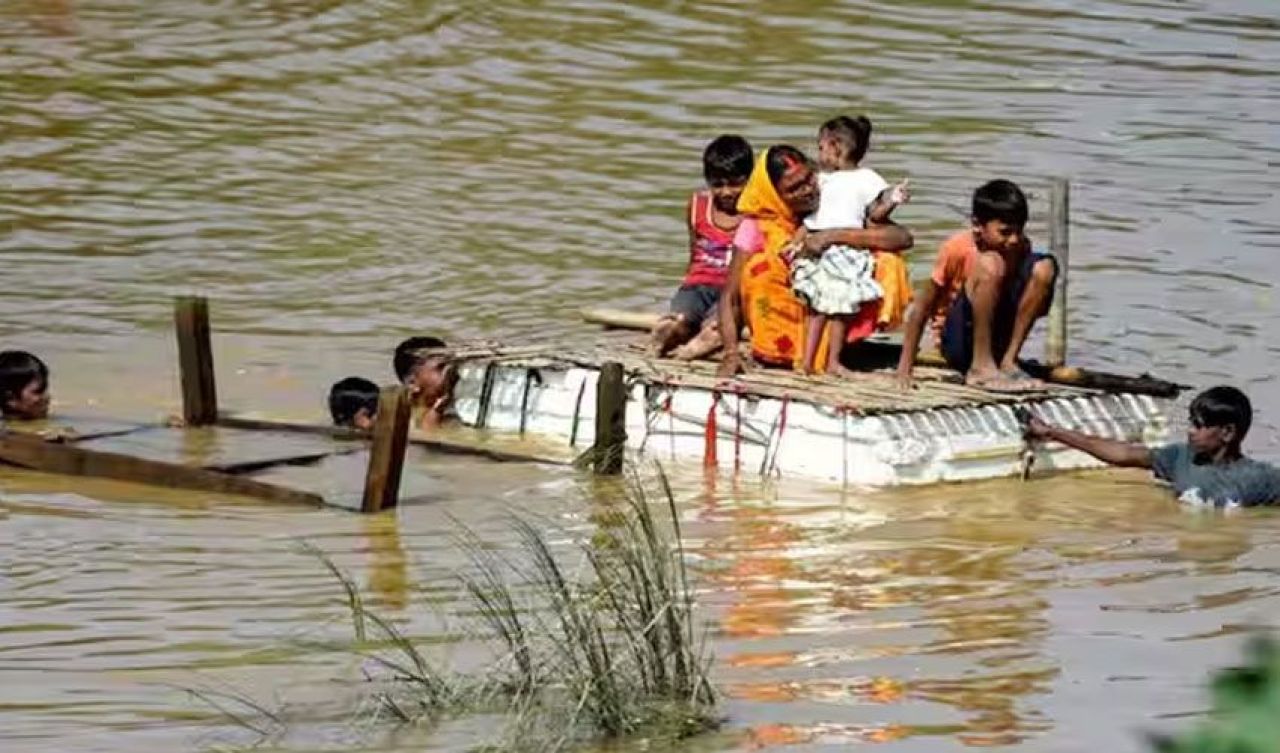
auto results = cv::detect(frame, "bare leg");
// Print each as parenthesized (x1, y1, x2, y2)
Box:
(964, 251, 1008, 386)
(826, 316, 856, 377)
(998, 258, 1057, 373)
(647, 314, 691, 357)
(672, 321, 723, 360)
(803, 313, 826, 375)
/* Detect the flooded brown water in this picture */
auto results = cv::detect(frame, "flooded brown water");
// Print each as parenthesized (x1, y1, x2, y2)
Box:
(2, 0, 1280, 750)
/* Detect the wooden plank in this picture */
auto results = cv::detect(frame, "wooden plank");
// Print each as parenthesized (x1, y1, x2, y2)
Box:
(216, 415, 573, 466)
(174, 296, 218, 425)
(0, 431, 325, 506)
(581, 307, 661, 331)
(361, 386, 411, 514)
(593, 362, 626, 475)
(1046, 178, 1070, 367)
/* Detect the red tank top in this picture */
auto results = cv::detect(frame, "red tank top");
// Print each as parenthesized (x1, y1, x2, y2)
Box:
(683, 190, 736, 288)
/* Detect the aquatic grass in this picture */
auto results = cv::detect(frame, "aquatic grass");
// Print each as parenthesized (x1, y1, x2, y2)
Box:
(194, 466, 718, 751)
(360, 465, 718, 749)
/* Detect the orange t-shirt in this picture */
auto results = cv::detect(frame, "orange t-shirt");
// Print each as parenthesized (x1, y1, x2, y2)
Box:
(928, 231, 980, 341)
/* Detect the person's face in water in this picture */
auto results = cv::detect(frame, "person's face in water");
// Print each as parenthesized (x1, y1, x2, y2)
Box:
(4, 378, 50, 420)
(709, 177, 748, 215)
(1187, 412, 1237, 463)
(407, 357, 456, 405)
(972, 218, 1026, 255)
(352, 407, 376, 432)
(777, 162, 819, 217)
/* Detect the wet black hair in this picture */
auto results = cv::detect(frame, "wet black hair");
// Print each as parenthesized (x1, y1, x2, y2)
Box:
(1190, 386, 1253, 448)
(328, 376, 380, 427)
(764, 144, 813, 185)
(0, 350, 48, 412)
(702, 134, 754, 185)
(819, 115, 873, 165)
(972, 179, 1029, 227)
(393, 336, 448, 383)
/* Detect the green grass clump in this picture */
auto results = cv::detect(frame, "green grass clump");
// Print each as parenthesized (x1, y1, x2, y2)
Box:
(341, 466, 717, 751)
(1151, 637, 1280, 753)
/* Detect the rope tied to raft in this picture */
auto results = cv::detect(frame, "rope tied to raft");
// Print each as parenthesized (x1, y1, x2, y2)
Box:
(734, 392, 743, 473)
(703, 391, 721, 468)
(568, 375, 587, 447)
(518, 368, 542, 436)
(762, 395, 790, 479)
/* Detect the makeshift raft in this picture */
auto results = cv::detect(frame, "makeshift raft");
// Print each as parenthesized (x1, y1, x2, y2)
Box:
(445, 336, 1182, 487)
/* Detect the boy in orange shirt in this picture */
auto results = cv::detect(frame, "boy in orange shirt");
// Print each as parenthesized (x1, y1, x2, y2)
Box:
(896, 179, 1057, 391)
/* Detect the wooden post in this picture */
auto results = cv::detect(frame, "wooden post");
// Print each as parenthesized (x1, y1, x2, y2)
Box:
(592, 362, 626, 475)
(361, 386, 411, 513)
(174, 296, 218, 425)
(1045, 178, 1070, 367)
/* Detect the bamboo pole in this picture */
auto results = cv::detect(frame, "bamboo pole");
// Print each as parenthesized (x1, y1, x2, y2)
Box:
(592, 362, 627, 475)
(361, 386, 412, 513)
(174, 296, 218, 425)
(1045, 178, 1070, 367)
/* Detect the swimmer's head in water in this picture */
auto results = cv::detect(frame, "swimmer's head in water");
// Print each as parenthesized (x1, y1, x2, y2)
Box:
(328, 376, 379, 431)
(702, 134, 753, 215)
(1187, 385, 1252, 461)
(0, 350, 50, 421)
(393, 336, 456, 404)
(766, 145, 819, 217)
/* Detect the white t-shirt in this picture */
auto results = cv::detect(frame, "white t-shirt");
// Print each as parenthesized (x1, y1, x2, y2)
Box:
(805, 167, 889, 231)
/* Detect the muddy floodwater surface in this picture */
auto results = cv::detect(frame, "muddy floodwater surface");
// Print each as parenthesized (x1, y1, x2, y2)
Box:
(2, 1, 1279, 751)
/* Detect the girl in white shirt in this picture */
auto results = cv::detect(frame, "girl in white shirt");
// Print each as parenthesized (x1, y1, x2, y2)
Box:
(791, 115, 909, 375)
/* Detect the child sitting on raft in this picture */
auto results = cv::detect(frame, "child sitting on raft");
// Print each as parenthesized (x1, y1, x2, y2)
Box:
(792, 116, 909, 376)
(0, 350, 51, 421)
(649, 134, 754, 359)
(328, 376, 379, 430)
(394, 336, 456, 430)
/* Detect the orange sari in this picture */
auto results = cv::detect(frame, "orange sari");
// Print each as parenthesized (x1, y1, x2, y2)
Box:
(735, 152, 811, 368)
(735, 151, 911, 369)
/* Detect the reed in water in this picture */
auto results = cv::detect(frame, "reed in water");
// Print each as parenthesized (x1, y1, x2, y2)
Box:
(324, 465, 717, 751)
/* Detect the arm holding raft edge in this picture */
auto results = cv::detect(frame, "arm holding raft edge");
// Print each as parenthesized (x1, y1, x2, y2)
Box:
(1025, 416, 1154, 468)
(895, 278, 942, 390)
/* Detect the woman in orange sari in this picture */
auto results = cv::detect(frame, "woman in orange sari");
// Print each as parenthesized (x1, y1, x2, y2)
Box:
(717, 145, 914, 376)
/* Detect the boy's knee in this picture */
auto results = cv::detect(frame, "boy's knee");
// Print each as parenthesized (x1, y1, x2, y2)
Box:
(973, 251, 1008, 283)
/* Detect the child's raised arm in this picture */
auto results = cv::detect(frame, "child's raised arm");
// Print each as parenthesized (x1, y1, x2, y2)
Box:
(866, 179, 910, 225)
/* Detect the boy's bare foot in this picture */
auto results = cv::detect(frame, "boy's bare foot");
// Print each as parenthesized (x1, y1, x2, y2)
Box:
(647, 315, 682, 357)
(672, 328, 721, 360)
(965, 368, 1044, 393)
(827, 364, 859, 380)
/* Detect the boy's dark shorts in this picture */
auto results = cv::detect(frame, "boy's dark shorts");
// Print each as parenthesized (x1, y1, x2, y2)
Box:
(941, 252, 1058, 372)
(669, 284, 721, 331)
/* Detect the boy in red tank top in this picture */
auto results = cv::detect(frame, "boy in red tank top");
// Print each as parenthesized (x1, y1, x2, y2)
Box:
(648, 135, 754, 358)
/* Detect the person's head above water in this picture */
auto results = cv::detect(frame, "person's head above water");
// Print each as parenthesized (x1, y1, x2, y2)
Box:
(393, 336, 455, 402)
(702, 134, 753, 215)
(764, 144, 819, 218)
(1187, 386, 1253, 461)
(0, 350, 50, 421)
(817, 115, 872, 172)
(971, 179, 1029, 255)
(328, 376, 379, 431)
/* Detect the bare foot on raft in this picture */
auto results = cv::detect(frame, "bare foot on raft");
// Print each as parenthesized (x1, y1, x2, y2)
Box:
(965, 367, 1044, 393)
(647, 315, 682, 357)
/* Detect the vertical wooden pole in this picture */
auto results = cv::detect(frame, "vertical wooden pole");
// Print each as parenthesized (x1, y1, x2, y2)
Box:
(361, 386, 412, 514)
(1045, 177, 1070, 367)
(592, 362, 626, 475)
(174, 296, 218, 426)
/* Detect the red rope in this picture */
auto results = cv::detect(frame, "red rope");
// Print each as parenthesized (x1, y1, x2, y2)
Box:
(703, 391, 721, 468)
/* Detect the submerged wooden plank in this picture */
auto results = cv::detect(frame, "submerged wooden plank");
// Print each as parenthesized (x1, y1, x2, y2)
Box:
(216, 415, 573, 466)
(77, 426, 357, 471)
(0, 431, 325, 506)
